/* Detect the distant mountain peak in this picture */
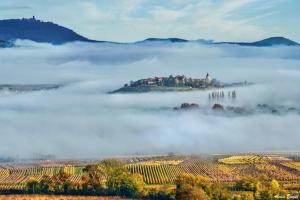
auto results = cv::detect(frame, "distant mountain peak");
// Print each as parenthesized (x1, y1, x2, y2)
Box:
(252, 36, 299, 46)
(0, 17, 92, 44)
(217, 36, 299, 47)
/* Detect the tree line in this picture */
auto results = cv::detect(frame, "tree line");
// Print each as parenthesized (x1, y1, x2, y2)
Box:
(24, 159, 298, 200)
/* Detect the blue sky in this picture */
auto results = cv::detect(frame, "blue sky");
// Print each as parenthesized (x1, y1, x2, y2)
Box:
(0, 0, 299, 42)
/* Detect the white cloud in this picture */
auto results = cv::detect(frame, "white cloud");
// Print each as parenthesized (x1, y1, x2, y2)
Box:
(150, 6, 186, 22)
(80, 2, 103, 20)
(116, 0, 276, 41)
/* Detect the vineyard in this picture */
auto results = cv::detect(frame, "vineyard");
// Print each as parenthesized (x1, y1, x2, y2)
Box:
(282, 162, 300, 171)
(0, 195, 130, 200)
(218, 155, 265, 164)
(0, 154, 299, 190)
(125, 162, 183, 184)
(0, 164, 84, 190)
(125, 155, 300, 185)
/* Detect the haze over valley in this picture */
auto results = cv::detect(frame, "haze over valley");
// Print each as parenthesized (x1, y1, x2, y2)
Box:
(1, 0, 300, 197)
(0, 39, 299, 159)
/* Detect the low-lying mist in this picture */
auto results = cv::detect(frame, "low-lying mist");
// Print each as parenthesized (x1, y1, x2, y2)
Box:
(0, 40, 300, 159)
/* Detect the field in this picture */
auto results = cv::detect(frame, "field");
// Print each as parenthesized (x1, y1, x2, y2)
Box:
(282, 162, 300, 171)
(125, 155, 300, 185)
(218, 155, 265, 164)
(0, 154, 299, 191)
(0, 195, 129, 200)
(0, 163, 84, 190)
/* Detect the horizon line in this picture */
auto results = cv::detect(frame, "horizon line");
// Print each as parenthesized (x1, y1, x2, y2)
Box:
(0, 17, 299, 44)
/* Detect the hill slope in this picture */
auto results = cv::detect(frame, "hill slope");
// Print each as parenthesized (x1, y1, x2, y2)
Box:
(137, 37, 298, 47)
(137, 38, 189, 43)
(251, 37, 299, 46)
(217, 37, 299, 47)
(0, 17, 92, 44)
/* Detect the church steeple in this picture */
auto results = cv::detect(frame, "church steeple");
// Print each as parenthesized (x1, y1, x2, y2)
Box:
(206, 73, 212, 84)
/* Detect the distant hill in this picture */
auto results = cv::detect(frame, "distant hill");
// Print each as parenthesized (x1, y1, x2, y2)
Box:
(0, 17, 298, 47)
(0, 17, 94, 44)
(0, 40, 5, 47)
(217, 37, 299, 47)
(137, 36, 298, 47)
(138, 38, 189, 43)
(0, 39, 13, 48)
(251, 37, 299, 46)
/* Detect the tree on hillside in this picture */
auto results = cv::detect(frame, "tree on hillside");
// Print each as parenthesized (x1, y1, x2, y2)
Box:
(26, 177, 40, 194)
(39, 175, 56, 193)
(209, 183, 231, 200)
(116, 173, 145, 198)
(175, 173, 210, 200)
(259, 179, 287, 200)
(103, 159, 127, 194)
(82, 158, 146, 198)
(234, 177, 260, 191)
(148, 185, 175, 200)
(82, 164, 107, 194)
(52, 171, 72, 194)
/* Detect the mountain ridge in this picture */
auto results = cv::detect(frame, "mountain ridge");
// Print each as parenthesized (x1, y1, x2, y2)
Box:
(216, 37, 299, 47)
(138, 36, 299, 46)
(0, 17, 298, 47)
(0, 17, 96, 44)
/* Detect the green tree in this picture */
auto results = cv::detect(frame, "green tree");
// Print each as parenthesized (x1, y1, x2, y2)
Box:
(117, 173, 145, 198)
(259, 179, 287, 200)
(26, 177, 40, 194)
(39, 175, 56, 193)
(175, 173, 210, 200)
(52, 171, 71, 194)
(82, 159, 146, 198)
(148, 188, 175, 200)
(235, 177, 259, 191)
(103, 159, 127, 194)
(82, 164, 107, 194)
(82, 159, 129, 195)
(209, 183, 231, 200)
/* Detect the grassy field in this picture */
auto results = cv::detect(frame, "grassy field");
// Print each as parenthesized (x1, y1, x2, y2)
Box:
(0, 195, 129, 200)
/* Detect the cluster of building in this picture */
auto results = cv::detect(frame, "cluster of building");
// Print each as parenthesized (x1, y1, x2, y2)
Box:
(125, 73, 220, 88)
(209, 90, 237, 100)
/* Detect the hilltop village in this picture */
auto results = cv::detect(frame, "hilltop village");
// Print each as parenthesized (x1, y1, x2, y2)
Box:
(127, 73, 217, 88)
(111, 73, 250, 93)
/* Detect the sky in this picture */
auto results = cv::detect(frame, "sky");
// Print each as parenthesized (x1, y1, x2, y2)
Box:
(0, 0, 299, 42)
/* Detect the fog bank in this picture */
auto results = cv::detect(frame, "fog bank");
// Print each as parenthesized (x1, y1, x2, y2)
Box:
(0, 41, 300, 159)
